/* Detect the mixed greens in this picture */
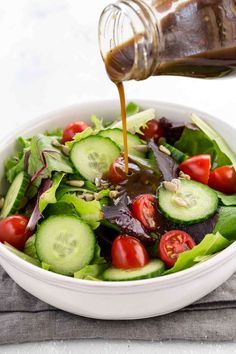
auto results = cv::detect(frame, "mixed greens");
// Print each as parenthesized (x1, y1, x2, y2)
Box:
(0, 103, 235, 281)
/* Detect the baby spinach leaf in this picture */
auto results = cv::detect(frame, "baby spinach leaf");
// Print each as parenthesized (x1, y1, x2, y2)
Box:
(213, 207, 236, 240)
(216, 192, 236, 206)
(165, 232, 231, 275)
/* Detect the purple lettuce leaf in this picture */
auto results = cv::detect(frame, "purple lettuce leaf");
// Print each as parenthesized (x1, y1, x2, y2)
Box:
(159, 118, 185, 145)
(148, 140, 179, 181)
(103, 194, 155, 245)
(26, 179, 52, 232)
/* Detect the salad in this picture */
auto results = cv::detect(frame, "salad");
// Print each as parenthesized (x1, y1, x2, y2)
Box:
(0, 103, 235, 281)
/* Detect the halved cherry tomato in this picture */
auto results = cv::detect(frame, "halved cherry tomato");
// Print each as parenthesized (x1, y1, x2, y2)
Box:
(208, 166, 236, 194)
(159, 230, 196, 267)
(140, 119, 164, 141)
(131, 194, 158, 231)
(111, 235, 149, 269)
(0, 215, 32, 250)
(62, 121, 89, 144)
(179, 154, 211, 184)
(108, 156, 127, 184)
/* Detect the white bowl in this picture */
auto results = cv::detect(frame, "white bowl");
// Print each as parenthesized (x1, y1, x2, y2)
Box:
(0, 100, 235, 320)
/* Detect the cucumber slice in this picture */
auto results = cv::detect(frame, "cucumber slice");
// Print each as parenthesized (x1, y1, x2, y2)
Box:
(1, 172, 29, 217)
(158, 179, 218, 225)
(36, 215, 96, 275)
(162, 142, 188, 163)
(99, 128, 145, 157)
(103, 259, 164, 281)
(70, 136, 121, 181)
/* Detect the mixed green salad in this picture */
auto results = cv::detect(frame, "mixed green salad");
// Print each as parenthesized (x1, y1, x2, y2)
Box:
(0, 103, 235, 281)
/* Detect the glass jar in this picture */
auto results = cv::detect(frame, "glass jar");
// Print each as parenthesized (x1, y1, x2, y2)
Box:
(99, 0, 236, 82)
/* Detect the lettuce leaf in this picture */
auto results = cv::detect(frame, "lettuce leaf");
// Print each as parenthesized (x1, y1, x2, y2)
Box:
(191, 114, 236, 166)
(91, 115, 104, 131)
(5, 137, 31, 183)
(4, 242, 41, 267)
(213, 207, 236, 240)
(164, 232, 231, 275)
(175, 126, 231, 168)
(28, 134, 73, 186)
(74, 264, 108, 280)
(216, 192, 236, 206)
(44, 128, 63, 137)
(60, 194, 102, 229)
(65, 127, 94, 149)
(39, 173, 64, 214)
(112, 108, 155, 134)
(24, 235, 38, 259)
(43, 201, 77, 217)
(126, 102, 140, 116)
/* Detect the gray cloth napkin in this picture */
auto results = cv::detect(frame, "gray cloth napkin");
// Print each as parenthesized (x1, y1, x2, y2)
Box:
(0, 267, 235, 345)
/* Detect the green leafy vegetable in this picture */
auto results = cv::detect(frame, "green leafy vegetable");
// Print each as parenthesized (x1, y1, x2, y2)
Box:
(126, 102, 140, 116)
(24, 235, 38, 259)
(44, 128, 63, 137)
(41, 262, 51, 270)
(112, 108, 155, 134)
(91, 115, 104, 131)
(4, 242, 41, 267)
(92, 243, 107, 264)
(60, 194, 103, 229)
(164, 232, 231, 275)
(43, 201, 77, 217)
(175, 126, 231, 168)
(74, 264, 108, 280)
(5, 137, 31, 183)
(65, 127, 94, 149)
(213, 207, 236, 240)
(216, 192, 236, 206)
(28, 134, 73, 186)
(191, 114, 236, 166)
(39, 173, 65, 213)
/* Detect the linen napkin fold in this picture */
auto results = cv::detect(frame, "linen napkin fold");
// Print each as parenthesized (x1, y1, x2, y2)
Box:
(0, 267, 235, 344)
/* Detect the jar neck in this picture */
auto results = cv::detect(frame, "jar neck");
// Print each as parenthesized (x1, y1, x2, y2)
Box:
(99, 0, 160, 82)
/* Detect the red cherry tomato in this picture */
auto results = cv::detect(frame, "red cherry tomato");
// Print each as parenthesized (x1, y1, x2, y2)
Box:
(140, 119, 164, 141)
(131, 194, 158, 231)
(111, 235, 149, 269)
(108, 156, 127, 184)
(0, 215, 32, 250)
(159, 230, 196, 267)
(62, 121, 89, 144)
(208, 166, 236, 194)
(179, 154, 211, 184)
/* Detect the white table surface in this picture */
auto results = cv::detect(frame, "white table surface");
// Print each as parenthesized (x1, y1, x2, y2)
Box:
(0, 1, 235, 353)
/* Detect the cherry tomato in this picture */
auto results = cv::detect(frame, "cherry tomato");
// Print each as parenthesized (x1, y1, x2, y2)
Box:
(140, 119, 164, 141)
(159, 230, 196, 267)
(131, 194, 158, 231)
(108, 156, 127, 183)
(179, 154, 211, 184)
(62, 121, 89, 144)
(208, 166, 236, 194)
(111, 235, 149, 269)
(0, 215, 32, 250)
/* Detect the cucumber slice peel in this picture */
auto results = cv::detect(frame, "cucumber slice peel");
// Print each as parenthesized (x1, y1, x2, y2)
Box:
(103, 259, 165, 281)
(1, 172, 29, 217)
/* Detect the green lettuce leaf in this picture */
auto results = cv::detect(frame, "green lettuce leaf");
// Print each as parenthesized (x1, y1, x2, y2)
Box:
(175, 127, 231, 168)
(213, 207, 236, 240)
(92, 243, 107, 264)
(43, 201, 77, 217)
(126, 102, 140, 116)
(216, 192, 236, 206)
(5, 137, 31, 183)
(39, 173, 65, 213)
(60, 194, 103, 229)
(112, 108, 155, 134)
(28, 134, 73, 186)
(191, 114, 236, 166)
(65, 127, 94, 149)
(24, 235, 38, 259)
(44, 128, 63, 137)
(91, 115, 104, 131)
(74, 264, 108, 280)
(164, 232, 231, 275)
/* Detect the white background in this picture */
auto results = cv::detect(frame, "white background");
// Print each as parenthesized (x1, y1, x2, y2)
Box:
(0, 0, 235, 353)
